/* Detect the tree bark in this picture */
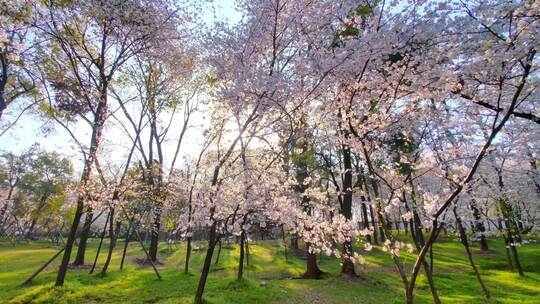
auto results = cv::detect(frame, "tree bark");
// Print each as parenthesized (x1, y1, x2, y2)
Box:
(120, 216, 135, 270)
(148, 207, 161, 262)
(340, 142, 356, 276)
(214, 239, 222, 265)
(469, 197, 489, 251)
(73, 211, 93, 266)
(55, 195, 85, 286)
(101, 207, 116, 276)
(194, 222, 218, 304)
(454, 208, 490, 300)
(238, 230, 245, 280)
(303, 243, 323, 279)
(184, 236, 192, 274)
(290, 235, 299, 252)
(90, 211, 110, 274)
(25, 193, 49, 240)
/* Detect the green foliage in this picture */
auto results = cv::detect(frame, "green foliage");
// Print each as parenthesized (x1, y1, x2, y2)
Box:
(347, 4, 372, 17)
(290, 146, 315, 169)
(386, 132, 418, 176)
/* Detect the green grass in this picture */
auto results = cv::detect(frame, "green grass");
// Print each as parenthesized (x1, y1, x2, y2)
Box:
(0, 234, 539, 303)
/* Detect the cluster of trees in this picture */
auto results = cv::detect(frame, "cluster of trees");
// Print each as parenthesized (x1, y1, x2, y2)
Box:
(0, 145, 72, 241)
(1, 0, 539, 303)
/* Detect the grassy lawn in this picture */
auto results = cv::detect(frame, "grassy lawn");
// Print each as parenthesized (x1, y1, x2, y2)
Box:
(0, 234, 539, 303)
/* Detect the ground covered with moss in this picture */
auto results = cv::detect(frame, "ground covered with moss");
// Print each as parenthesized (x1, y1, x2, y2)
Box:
(1, 235, 539, 303)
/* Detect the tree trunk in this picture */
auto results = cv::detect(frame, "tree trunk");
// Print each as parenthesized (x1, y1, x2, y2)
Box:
(120, 216, 135, 270)
(290, 235, 299, 252)
(184, 236, 192, 274)
(470, 200, 489, 251)
(55, 195, 85, 286)
(148, 208, 161, 262)
(238, 230, 245, 280)
(303, 244, 322, 279)
(360, 201, 371, 243)
(368, 205, 378, 244)
(194, 222, 218, 304)
(73, 211, 93, 266)
(25, 219, 37, 240)
(214, 239, 222, 265)
(90, 211, 110, 274)
(455, 209, 490, 300)
(340, 142, 356, 276)
(245, 236, 250, 266)
(101, 207, 116, 276)
(0, 184, 15, 234)
(506, 229, 524, 276)
(25, 193, 49, 240)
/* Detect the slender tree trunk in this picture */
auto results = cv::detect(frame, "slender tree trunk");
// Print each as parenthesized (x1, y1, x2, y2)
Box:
(25, 219, 37, 240)
(194, 222, 218, 304)
(290, 235, 299, 252)
(501, 230, 514, 271)
(362, 176, 378, 244)
(506, 229, 524, 276)
(25, 193, 49, 240)
(90, 212, 110, 274)
(73, 211, 93, 266)
(238, 230, 245, 280)
(55, 195, 85, 286)
(101, 207, 116, 276)
(0, 184, 15, 234)
(214, 239, 222, 265)
(470, 199, 489, 251)
(281, 226, 288, 262)
(360, 200, 371, 243)
(454, 209, 490, 300)
(245, 236, 250, 266)
(120, 216, 135, 270)
(148, 208, 161, 262)
(184, 236, 192, 274)
(340, 142, 356, 276)
(368, 205, 378, 244)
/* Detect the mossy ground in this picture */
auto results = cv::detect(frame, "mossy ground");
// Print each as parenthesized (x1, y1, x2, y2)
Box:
(1, 234, 539, 303)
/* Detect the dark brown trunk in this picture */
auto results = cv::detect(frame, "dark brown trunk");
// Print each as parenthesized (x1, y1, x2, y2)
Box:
(501, 226, 514, 271)
(148, 208, 161, 262)
(454, 208, 490, 300)
(368, 205, 378, 244)
(73, 211, 93, 266)
(25, 219, 37, 240)
(290, 235, 299, 251)
(238, 230, 245, 280)
(101, 207, 116, 276)
(303, 244, 322, 279)
(470, 199, 489, 251)
(194, 223, 218, 304)
(90, 211, 110, 274)
(120, 216, 135, 270)
(23, 210, 104, 286)
(361, 176, 378, 244)
(25, 193, 49, 239)
(214, 239, 222, 265)
(506, 229, 524, 276)
(360, 201, 371, 243)
(55, 195, 85, 286)
(340, 142, 356, 276)
(184, 236, 192, 274)
(245, 237, 250, 266)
